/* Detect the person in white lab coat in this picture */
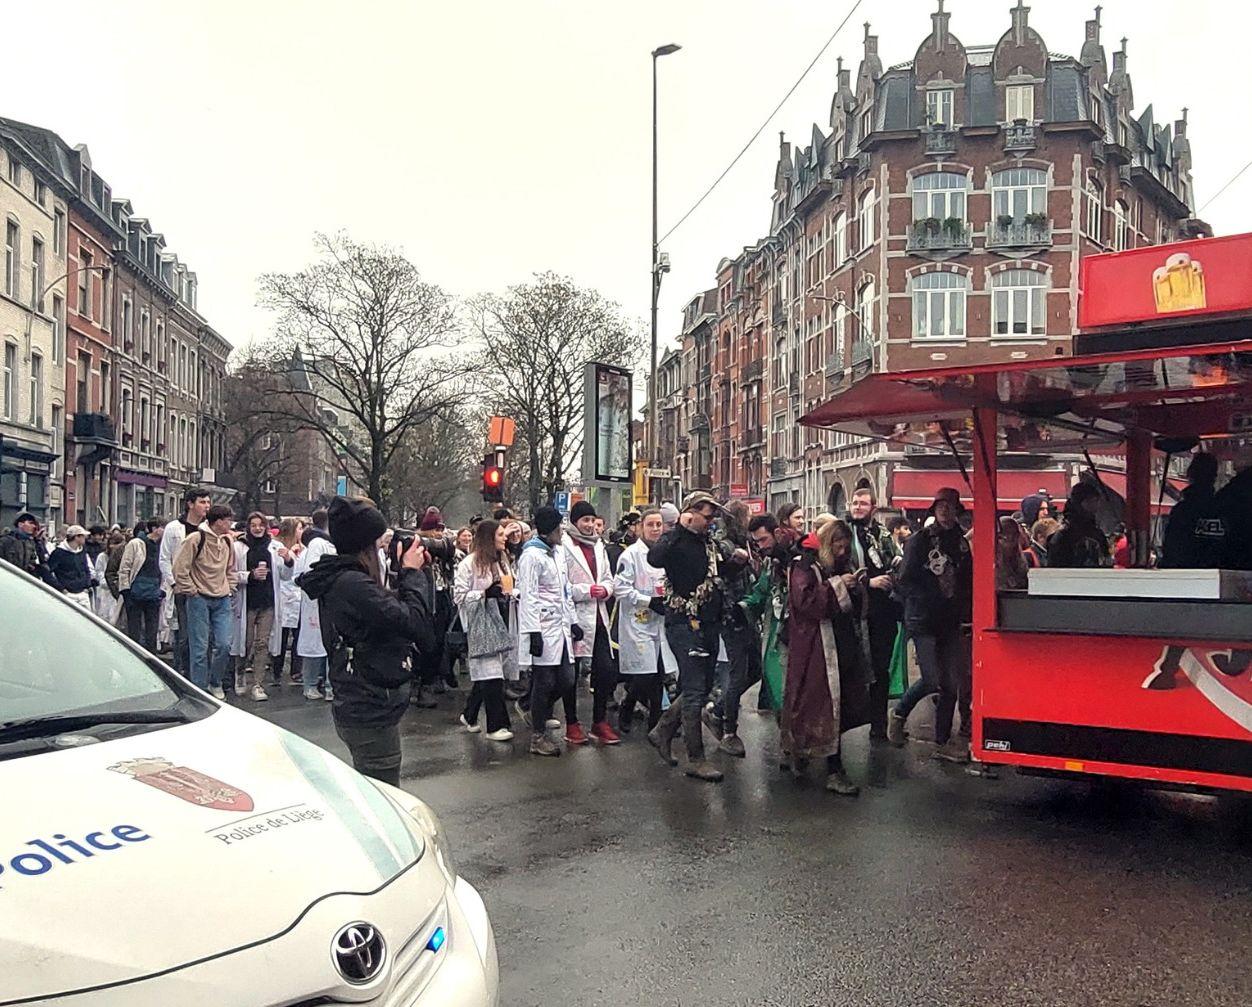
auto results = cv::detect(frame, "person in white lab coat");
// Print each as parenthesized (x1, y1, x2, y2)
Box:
(613, 508, 676, 733)
(453, 519, 518, 742)
(270, 518, 306, 684)
(517, 507, 578, 757)
(296, 508, 336, 701)
(560, 500, 619, 745)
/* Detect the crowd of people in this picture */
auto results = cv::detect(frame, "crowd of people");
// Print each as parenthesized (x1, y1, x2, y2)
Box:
(3, 451, 1247, 792)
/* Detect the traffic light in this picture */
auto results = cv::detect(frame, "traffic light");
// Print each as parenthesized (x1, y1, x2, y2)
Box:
(482, 455, 504, 503)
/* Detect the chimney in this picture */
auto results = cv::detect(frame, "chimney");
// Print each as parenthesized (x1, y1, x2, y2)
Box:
(931, 0, 950, 50)
(838, 55, 851, 93)
(864, 21, 877, 57)
(1112, 36, 1127, 75)
(1086, 4, 1102, 42)
(1011, 0, 1030, 46)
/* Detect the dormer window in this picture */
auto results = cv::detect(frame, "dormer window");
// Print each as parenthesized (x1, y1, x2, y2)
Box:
(926, 89, 954, 128)
(1006, 84, 1034, 122)
(859, 107, 874, 140)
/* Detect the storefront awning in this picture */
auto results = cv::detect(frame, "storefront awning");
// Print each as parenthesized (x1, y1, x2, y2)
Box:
(891, 469, 1070, 510)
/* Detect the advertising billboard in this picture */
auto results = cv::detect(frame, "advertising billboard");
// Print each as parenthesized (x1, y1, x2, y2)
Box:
(582, 362, 633, 484)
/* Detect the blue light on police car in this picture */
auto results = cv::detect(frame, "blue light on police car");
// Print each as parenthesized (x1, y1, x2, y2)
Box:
(426, 926, 446, 953)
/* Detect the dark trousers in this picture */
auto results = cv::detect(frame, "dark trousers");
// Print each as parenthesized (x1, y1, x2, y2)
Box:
(173, 593, 191, 675)
(865, 616, 900, 738)
(273, 626, 302, 679)
(620, 673, 664, 730)
(718, 620, 761, 735)
(665, 619, 720, 717)
(896, 629, 970, 745)
(333, 719, 402, 788)
(463, 679, 510, 733)
(530, 649, 575, 738)
(125, 595, 161, 654)
(588, 622, 617, 724)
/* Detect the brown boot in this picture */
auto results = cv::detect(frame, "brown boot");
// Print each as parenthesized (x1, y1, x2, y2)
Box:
(647, 703, 681, 767)
(682, 704, 722, 782)
(685, 760, 724, 782)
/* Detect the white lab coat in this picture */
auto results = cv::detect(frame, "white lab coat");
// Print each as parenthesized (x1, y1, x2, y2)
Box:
(612, 539, 677, 676)
(229, 540, 250, 658)
(234, 538, 287, 657)
(452, 553, 519, 682)
(92, 551, 124, 626)
(158, 518, 193, 634)
(295, 535, 336, 659)
(516, 540, 576, 668)
(273, 542, 303, 630)
(560, 532, 612, 658)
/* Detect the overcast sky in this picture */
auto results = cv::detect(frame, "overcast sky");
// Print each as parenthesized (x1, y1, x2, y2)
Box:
(6, 0, 1250, 359)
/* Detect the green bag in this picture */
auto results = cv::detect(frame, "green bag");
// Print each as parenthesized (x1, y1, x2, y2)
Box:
(887, 624, 908, 700)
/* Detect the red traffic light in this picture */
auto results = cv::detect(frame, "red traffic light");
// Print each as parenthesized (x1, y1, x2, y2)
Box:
(485, 467, 502, 487)
(482, 455, 504, 502)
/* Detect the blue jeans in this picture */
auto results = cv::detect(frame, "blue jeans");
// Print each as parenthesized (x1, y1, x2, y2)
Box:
(186, 594, 234, 689)
(301, 655, 328, 690)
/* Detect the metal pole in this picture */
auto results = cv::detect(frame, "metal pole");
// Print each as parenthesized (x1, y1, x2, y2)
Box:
(649, 51, 659, 475)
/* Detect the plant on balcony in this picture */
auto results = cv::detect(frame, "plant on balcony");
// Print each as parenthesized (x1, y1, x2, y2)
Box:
(996, 213, 1015, 229)
(1023, 212, 1049, 230)
(942, 217, 966, 239)
(917, 216, 941, 235)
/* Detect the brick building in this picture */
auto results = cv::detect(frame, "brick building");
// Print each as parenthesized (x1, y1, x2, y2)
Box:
(0, 115, 231, 532)
(653, 3, 1207, 517)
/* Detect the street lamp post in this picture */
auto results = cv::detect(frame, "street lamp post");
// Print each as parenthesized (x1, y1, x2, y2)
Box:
(649, 42, 681, 496)
(23, 263, 109, 362)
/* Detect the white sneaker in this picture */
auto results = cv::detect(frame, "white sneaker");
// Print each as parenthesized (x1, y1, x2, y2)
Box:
(485, 728, 514, 742)
(211, 686, 226, 700)
(459, 714, 481, 734)
(546, 718, 561, 730)
(323, 688, 334, 701)
(251, 685, 269, 702)
(303, 688, 321, 701)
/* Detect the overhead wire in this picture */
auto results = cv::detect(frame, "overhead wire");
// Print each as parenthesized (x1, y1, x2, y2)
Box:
(1198, 155, 1252, 213)
(658, 0, 866, 245)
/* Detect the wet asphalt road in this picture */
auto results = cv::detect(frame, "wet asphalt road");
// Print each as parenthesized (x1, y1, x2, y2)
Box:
(245, 682, 1252, 1007)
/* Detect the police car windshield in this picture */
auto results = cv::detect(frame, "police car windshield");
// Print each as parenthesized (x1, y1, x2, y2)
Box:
(0, 564, 186, 730)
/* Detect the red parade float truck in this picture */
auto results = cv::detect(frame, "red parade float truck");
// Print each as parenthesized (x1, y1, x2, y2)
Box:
(801, 233, 1252, 793)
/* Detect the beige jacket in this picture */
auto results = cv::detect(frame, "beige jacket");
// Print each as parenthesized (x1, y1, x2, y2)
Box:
(173, 527, 236, 598)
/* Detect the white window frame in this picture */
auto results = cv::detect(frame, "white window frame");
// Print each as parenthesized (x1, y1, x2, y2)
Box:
(1113, 200, 1128, 251)
(926, 88, 954, 128)
(912, 272, 967, 341)
(53, 208, 65, 255)
(1006, 84, 1034, 122)
(77, 249, 92, 319)
(51, 293, 64, 364)
(4, 219, 19, 298)
(3, 342, 15, 420)
(912, 172, 967, 222)
(30, 235, 44, 311)
(858, 189, 876, 251)
(992, 269, 1048, 338)
(28, 351, 42, 427)
(991, 168, 1047, 222)
(833, 212, 847, 266)
(1084, 179, 1103, 241)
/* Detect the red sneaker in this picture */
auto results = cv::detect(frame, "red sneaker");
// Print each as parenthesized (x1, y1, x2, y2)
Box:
(564, 722, 589, 745)
(590, 721, 621, 745)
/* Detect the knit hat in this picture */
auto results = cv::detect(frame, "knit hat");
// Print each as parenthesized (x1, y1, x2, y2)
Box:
(570, 500, 597, 524)
(1020, 493, 1047, 525)
(328, 496, 388, 555)
(419, 506, 444, 531)
(533, 506, 562, 536)
(659, 502, 679, 528)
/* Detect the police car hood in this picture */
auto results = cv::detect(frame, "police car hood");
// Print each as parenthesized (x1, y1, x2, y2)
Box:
(0, 706, 429, 1003)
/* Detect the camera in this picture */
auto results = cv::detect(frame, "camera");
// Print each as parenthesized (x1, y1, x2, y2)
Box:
(387, 527, 456, 574)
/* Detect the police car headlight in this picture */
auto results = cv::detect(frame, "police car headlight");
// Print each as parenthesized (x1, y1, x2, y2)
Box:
(406, 800, 457, 883)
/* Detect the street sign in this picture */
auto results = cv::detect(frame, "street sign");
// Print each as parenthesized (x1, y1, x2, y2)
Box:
(645, 467, 671, 479)
(729, 483, 749, 498)
(746, 497, 767, 515)
(554, 490, 570, 514)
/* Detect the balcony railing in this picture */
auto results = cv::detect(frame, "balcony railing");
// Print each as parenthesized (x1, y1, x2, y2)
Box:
(825, 353, 844, 377)
(741, 426, 763, 448)
(770, 457, 789, 479)
(70, 411, 118, 445)
(675, 435, 689, 453)
(1004, 121, 1037, 152)
(787, 372, 800, 394)
(742, 358, 763, 383)
(851, 339, 874, 367)
(987, 217, 1053, 249)
(924, 128, 957, 155)
(908, 218, 972, 252)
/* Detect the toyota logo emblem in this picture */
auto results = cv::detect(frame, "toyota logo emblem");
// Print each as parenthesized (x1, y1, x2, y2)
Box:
(332, 922, 387, 985)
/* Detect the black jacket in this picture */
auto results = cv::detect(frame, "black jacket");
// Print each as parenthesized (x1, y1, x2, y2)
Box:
(899, 523, 972, 635)
(1216, 469, 1252, 570)
(1160, 485, 1226, 569)
(48, 546, 95, 594)
(0, 530, 53, 583)
(299, 555, 435, 729)
(1047, 512, 1109, 569)
(647, 523, 723, 623)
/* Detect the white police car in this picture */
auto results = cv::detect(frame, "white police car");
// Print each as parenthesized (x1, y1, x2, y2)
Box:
(0, 559, 498, 1006)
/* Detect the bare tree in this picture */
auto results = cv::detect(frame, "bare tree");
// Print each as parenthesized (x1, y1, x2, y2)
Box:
(254, 233, 463, 515)
(470, 273, 645, 510)
(384, 398, 482, 525)
(221, 356, 302, 517)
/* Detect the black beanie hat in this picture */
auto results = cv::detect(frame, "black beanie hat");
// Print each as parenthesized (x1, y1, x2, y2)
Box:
(328, 496, 388, 555)
(533, 506, 562, 536)
(570, 500, 597, 524)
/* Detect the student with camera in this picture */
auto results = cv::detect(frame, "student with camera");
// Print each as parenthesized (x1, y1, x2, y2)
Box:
(453, 519, 518, 742)
(298, 496, 435, 787)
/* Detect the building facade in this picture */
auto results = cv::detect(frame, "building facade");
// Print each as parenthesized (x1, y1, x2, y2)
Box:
(652, 3, 1207, 518)
(0, 115, 231, 533)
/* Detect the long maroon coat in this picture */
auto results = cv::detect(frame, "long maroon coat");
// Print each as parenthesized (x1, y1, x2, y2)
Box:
(780, 553, 870, 759)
